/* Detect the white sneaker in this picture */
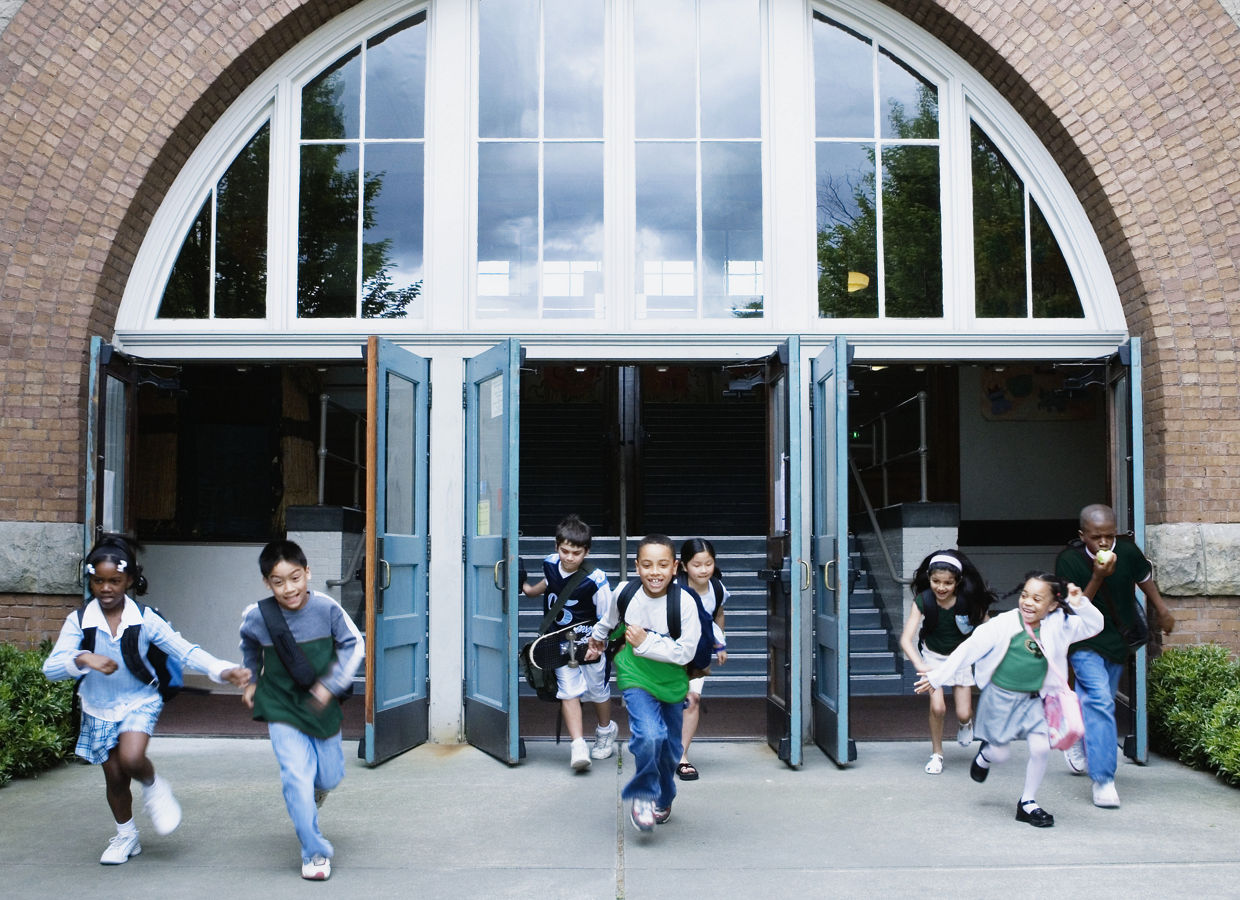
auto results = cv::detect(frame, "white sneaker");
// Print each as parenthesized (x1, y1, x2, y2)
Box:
(314, 788, 329, 809)
(570, 738, 591, 771)
(143, 776, 182, 835)
(956, 719, 974, 746)
(630, 798, 656, 832)
(1092, 780, 1121, 808)
(591, 722, 618, 759)
(100, 832, 141, 865)
(301, 854, 331, 880)
(1065, 741, 1088, 775)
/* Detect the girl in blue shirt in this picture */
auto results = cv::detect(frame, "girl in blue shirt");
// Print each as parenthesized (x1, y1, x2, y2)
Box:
(43, 535, 250, 865)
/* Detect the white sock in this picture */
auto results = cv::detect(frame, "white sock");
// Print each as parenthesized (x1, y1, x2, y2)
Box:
(117, 818, 138, 837)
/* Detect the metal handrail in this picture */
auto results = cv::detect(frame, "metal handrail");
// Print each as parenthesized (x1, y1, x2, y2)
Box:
(318, 393, 365, 507)
(849, 456, 913, 587)
(851, 390, 928, 507)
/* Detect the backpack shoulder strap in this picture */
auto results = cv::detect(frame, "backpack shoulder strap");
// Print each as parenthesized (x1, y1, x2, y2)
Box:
(257, 596, 320, 690)
(615, 580, 641, 622)
(665, 589, 682, 641)
(76, 605, 95, 652)
(537, 568, 588, 635)
(119, 602, 158, 687)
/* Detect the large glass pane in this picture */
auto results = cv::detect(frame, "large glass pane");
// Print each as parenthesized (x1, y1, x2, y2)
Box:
(159, 196, 211, 318)
(1031, 198, 1084, 317)
(701, 0, 760, 139)
(879, 49, 938, 140)
(102, 374, 127, 534)
(214, 124, 269, 319)
(479, 0, 539, 138)
(477, 142, 538, 317)
(545, 0, 604, 139)
(386, 374, 415, 535)
(703, 142, 763, 318)
(365, 15, 427, 140)
(813, 15, 874, 139)
(543, 142, 603, 318)
(972, 123, 1026, 318)
(362, 143, 424, 319)
(301, 48, 361, 140)
(635, 0, 695, 139)
(298, 143, 360, 318)
(636, 142, 697, 317)
(816, 142, 877, 318)
(882, 144, 942, 317)
(474, 374, 505, 537)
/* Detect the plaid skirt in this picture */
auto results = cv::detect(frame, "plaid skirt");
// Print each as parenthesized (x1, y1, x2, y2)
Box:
(75, 698, 163, 764)
(974, 684, 1047, 746)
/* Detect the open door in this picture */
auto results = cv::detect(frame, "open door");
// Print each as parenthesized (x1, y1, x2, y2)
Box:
(362, 337, 431, 765)
(85, 337, 140, 564)
(1110, 335, 1147, 764)
(811, 336, 855, 765)
(464, 339, 523, 764)
(761, 337, 803, 766)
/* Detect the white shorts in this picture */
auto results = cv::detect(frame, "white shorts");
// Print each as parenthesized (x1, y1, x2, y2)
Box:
(555, 657, 611, 703)
(922, 647, 975, 687)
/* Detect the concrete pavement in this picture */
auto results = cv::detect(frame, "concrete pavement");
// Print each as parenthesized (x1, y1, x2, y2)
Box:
(4, 736, 1240, 898)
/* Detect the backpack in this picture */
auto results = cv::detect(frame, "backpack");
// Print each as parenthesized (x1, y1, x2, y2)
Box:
(611, 580, 715, 678)
(76, 602, 184, 701)
(518, 568, 589, 702)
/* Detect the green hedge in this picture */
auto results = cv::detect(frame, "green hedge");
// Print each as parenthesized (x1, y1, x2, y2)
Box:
(0, 642, 77, 787)
(1148, 643, 1240, 783)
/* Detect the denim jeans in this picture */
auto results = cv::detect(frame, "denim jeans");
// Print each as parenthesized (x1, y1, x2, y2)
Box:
(1069, 648, 1124, 784)
(268, 721, 345, 860)
(621, 687, 683, 808)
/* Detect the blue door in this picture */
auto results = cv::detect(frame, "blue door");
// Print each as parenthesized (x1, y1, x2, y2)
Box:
(85, 336, 139, 557)
(763, 338, 803, 767)
(464, 340, 522, 764)
(362, 337, 431, 765)
(811, 336, 855, 765)
(1112, 335, 1148, 764)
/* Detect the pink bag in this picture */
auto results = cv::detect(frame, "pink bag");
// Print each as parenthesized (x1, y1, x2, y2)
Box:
(1042, 688, 1085, 751)
(1024, 621, 1086, 751)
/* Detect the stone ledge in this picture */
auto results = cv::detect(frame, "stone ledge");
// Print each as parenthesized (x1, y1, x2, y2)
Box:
(0, 523, 83, 595)
(1148, 523, 1240, 597)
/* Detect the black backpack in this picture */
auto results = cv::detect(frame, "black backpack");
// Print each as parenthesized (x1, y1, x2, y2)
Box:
(610, 580, 715, 677)
(76, 602, 184, 701)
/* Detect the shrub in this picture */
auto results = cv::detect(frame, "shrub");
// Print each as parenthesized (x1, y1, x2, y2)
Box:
(0, 642, 77, 787)
(1148, 644, 1240, 769)
(1205, 685, 1240, 785)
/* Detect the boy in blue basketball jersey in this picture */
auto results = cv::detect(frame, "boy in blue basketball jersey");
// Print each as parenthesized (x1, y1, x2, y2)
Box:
(522, 514, 617, 771)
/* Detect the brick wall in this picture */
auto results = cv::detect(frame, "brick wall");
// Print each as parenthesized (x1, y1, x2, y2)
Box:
(1163, 596, 1240, 650)
(0, 593, 80, 649)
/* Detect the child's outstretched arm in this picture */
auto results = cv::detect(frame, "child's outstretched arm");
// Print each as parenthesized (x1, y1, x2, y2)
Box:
(145, 610, 248, 685)
(42, 613, 118, 681)
(898, 603, 929, 672)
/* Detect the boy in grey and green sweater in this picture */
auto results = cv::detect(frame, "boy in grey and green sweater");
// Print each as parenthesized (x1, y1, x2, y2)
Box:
(240, 540, 364, 881)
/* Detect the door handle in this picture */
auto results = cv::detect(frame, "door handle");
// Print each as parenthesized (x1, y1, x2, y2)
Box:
(799, 559, 810, 592)
(493, 559, 505, 591)
(825, 558, 836, 593)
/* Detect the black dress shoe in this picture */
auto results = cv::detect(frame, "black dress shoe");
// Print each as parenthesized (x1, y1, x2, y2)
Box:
(970, 752, 989, 783)
(1016, 800, 1054, 827)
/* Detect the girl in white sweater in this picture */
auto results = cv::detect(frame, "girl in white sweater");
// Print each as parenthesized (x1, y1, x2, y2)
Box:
(915, 572, 1102, 827)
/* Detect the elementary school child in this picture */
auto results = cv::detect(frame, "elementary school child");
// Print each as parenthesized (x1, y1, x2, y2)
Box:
(916, 572, 1103, 828)
(674, 537, 729, 781)
(587, 534, 702, 833)
(898, 549, 995, 774)
(239, 539, 365, 881)
(521, 513, 616, 770)
(42, 534, 251, 865)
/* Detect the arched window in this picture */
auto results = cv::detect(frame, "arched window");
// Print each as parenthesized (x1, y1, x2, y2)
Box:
(119, 0, 1124, 354)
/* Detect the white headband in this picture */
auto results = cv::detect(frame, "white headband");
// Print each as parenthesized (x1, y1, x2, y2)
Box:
(928, 553, 961, 572)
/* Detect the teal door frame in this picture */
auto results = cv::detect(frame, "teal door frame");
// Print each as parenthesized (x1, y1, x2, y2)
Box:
(463, 339, 523, 764)
(362, 336, 431, 765)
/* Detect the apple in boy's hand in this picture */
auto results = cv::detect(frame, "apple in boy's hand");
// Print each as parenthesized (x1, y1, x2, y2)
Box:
(1095, 548, 1114, 566)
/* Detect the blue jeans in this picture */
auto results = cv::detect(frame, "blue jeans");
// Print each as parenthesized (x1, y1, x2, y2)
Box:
(1069, 649, 1124, 784)
(621, 688, 683, 808)
(268, 722, 345, 860)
